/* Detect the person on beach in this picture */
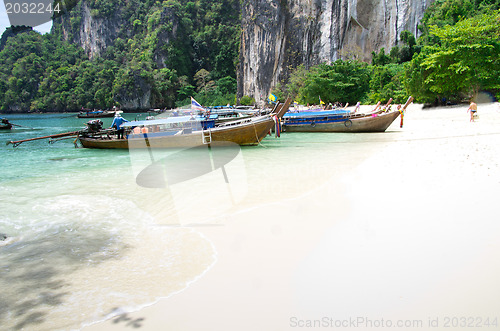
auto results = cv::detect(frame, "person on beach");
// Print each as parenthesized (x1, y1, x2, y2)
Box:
(467, 101, 478, 122)
(110, 113, 129, 139)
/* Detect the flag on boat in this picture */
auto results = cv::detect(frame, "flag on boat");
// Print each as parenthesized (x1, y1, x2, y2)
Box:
(191, 97, 205, 112)
(319, 96, 325, 105)
(268, 93, 277, 104)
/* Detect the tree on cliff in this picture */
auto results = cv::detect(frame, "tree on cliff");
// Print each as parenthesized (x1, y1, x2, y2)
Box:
(1, 0, 242, 111)
(2, 0, 498, 111)
(285, 61, 370, 106)
(406, 10, 500, 102)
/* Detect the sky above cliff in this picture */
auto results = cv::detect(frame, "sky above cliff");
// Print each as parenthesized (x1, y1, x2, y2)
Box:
(1, 3, 52, 35)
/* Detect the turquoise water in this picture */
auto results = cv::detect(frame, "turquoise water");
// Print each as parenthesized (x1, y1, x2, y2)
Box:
(0, 113, 398, 330)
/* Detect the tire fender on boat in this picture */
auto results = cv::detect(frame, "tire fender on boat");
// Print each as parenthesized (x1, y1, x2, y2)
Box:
(311, 122, 316, 127)
(344, 119, 352, 128)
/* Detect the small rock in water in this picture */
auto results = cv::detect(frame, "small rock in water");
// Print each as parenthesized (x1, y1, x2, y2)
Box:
(0, 233, 7, 241)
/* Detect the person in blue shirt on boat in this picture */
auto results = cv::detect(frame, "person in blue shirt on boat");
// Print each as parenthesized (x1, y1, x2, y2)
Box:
(110, 113, 129, 139)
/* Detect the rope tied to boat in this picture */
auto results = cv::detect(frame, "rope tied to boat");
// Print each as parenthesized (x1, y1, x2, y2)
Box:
(398, 105, 404, 128)
(251, 121, 267, 148)
(398, 96, 414, 128)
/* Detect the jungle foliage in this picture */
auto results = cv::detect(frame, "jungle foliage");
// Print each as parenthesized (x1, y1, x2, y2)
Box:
(276, 0, 499, 105)
(0, 0, 241, 112)
(406, 8, 500, 103)
(0, 0, 499, 112)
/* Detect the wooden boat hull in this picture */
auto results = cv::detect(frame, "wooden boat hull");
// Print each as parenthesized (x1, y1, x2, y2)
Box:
(79, 98, 292, 149)
(79, 116, 276, 149)
(0, 124, 13, 130)
(282, 110, 400, 133)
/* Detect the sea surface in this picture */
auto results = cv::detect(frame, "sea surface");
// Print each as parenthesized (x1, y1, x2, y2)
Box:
(0, 112, 399, 330)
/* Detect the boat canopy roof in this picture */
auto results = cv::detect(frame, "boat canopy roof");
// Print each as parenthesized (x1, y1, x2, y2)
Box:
(121, 115, 205, 127)
(284, 110, 350, 117)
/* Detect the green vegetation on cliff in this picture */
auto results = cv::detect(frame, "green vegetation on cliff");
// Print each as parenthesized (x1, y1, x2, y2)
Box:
(0, 0, 240, 112)
(376, 0, 500, 104)
(0, 31, 90, 112)
(0, 0, 499, 112)
(277, 0, 499, 105)
(406, 8, 500, 103)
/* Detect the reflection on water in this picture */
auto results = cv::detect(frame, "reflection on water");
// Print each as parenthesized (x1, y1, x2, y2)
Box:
(0, 193, 216, 331)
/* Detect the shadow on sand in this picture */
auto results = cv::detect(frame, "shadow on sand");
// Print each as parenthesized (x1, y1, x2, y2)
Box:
(0, 227, 130, 330)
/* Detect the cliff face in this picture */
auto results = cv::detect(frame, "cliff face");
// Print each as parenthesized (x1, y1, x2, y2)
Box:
(54, 1, 125, 59)
(53, 0, 434, 108)
(238, 0, 434, 105)
(52, 1, 185, 110)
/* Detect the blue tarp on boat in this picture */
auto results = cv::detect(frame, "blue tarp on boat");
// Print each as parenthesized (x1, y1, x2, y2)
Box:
(284, 110, 350, 118)
(121, 116, 205, 127)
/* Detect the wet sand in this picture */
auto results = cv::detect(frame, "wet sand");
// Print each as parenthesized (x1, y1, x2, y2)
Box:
(83, 102, 500, 330)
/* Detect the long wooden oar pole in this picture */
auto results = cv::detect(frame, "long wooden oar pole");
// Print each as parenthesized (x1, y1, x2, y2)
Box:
(10, 123, 34, 129)
(7, 131, 81, 147)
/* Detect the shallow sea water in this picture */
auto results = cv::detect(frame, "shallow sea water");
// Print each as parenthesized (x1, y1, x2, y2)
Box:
(0, 112, 398, 330)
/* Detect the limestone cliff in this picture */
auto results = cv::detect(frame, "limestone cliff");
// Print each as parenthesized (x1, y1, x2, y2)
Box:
(53, 1, 125, 60)
(52, 1, 186, 110)
(52, 0, 434, 108)
(238, 0, 434, 105)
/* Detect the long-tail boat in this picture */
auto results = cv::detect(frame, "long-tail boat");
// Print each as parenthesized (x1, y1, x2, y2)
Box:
(77, 110, 117, 118)
(78, 98, 291, 149)
(8, 98, 292, 149)
(281, 97, 413, 133)
(1, 118, 32, 130)
(0, 122, 13, 130)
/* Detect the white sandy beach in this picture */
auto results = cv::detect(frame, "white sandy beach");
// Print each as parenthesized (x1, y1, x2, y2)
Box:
(83, 102, 500, 331)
